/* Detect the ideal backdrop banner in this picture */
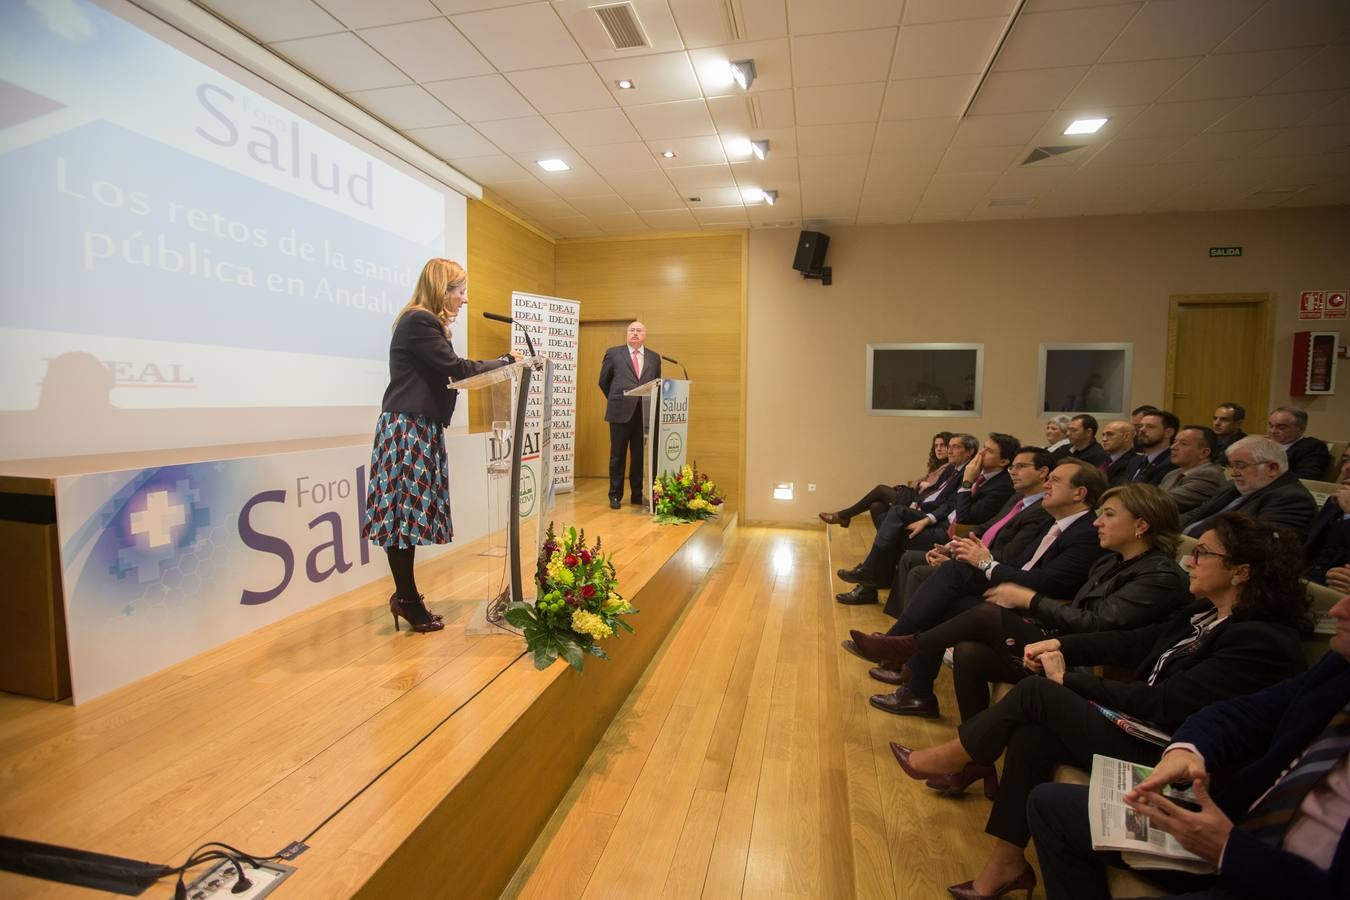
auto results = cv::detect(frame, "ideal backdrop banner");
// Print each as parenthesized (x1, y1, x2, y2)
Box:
(658, 378, 690, 479)
(511, 291, 578, 492)
(55, 434, 490, 703)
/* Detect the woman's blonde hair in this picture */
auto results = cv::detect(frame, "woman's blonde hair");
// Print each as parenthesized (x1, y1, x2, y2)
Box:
(1098, 483, 1181, 557)
(394, 258, 466, 329)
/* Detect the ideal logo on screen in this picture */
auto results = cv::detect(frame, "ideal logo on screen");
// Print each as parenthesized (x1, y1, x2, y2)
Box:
(236, 466, 372, 605)
(195, 84, 374, 209)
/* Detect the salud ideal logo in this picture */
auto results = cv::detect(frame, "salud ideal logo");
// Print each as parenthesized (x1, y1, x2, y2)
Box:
(665, 431, 682, 460)
(518, 466, 537, 517)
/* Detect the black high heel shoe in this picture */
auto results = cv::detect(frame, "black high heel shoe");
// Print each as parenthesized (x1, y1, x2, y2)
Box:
(389, 594, 444, 633)
(390, 592, 442, 623)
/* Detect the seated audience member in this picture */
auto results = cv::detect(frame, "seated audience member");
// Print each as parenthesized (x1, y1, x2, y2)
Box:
(883, 448, 1053, 618)
(1159, 425, 1227, 514)
(1127, 410, 1180, 485)
(1211, 401, 1248, 465)
(836, 434, 1016, 606)
(888, 513, 1310, 900)
(1182, 436, 1317, 538)
(1267, 405, 1334, 480)
(860, 484, 1188, 720)
(1056, 414, 1110, 467)
(1044, 416, 1072, 454)
(841, 460, 1110, 713)
(1131, 405, 1161, 452)
(820, 431, 954, 529)
(1027, 590, 1350, 900)
(1098, 419, 1137, 486)
(1305, 446, 1350, 589)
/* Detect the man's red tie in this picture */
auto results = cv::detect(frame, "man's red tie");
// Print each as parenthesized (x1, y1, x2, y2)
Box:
(631, 350, 640, 376)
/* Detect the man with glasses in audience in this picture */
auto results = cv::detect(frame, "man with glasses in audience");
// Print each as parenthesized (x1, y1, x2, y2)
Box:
(1181, 436, 1317, 538)
(1267, 405, 1333, 480)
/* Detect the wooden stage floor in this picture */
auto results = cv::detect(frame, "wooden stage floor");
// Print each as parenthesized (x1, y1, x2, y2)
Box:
(0, 479, 731, 898)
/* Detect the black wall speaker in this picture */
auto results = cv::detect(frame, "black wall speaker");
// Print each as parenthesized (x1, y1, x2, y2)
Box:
(792, 230, 829, 274)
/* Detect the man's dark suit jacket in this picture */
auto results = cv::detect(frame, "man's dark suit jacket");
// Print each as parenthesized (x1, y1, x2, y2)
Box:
(1170, 652, 1350, 899)
(974, 494, 1053, 563)
(1058, 601, 1305, 729)
(1180, 470, 1318, 537)
(1304, 496, 1350, 583)
(598, 345, 661, 423)
(1103, 450, 1138, 487)
(1125, 451, 1177, 486)
(1284, 435, 1333, 480)
(985, 511, 1110, 599)
(1064, 441, 1110, 468)
(1213, 430, 1247, 466)
(930, 467, 1015, 526)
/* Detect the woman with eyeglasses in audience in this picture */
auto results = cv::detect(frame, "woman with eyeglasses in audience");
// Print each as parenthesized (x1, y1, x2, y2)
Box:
(886, 512, 1309, 900)
(860, 484, 1190, 724)
(819, 431, 954, 529)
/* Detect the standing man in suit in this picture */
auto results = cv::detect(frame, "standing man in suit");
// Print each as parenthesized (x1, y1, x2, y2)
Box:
(1305, 447, 1350, 588)
(1026, 590, 1350, 900)
(1267, 405, 1334, 480)
(598, 321, 661, 509)
(1212, 401, 1248, 465)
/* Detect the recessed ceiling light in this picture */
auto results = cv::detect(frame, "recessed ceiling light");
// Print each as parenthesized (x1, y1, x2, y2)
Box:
(1063, 117, 1108, 135)
(751, 139, 769, 160)
(615, 79, 634, 90)
(661, 150, 677, 159)
(536, 158, 570, 172)
(729, 59, 756, 91)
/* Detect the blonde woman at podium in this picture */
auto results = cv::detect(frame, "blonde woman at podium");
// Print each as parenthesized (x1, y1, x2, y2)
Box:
(363, 259, 520, 633)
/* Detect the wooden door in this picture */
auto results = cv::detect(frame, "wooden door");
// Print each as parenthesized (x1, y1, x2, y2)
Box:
(576, 321, 629, 479)
(1166, 294, 1273, 428)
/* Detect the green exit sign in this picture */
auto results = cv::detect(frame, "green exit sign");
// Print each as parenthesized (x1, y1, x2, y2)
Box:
(1209, 246, 1243, 257)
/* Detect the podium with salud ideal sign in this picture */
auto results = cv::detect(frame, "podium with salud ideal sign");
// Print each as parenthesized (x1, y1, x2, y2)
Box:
(623, 377, 692, 513)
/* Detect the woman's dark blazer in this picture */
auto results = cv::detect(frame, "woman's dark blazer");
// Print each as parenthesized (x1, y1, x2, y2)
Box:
(379, 309, 506, 425)
(1028, 549, 1189, 636)
(1056, 600, 1306, 729)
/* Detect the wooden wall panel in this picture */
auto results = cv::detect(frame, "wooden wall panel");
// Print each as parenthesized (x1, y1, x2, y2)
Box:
(556, 233, 746, 511)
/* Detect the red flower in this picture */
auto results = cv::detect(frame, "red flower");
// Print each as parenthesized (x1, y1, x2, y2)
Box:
(579, 549, 593, 563)
(565, 554, 579, 566)
(581, 584, 596, 598)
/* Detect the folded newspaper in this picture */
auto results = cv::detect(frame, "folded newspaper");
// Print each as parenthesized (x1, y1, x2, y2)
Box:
(1088, 754, 1217, 875)
(1090, 702, 1173, 747)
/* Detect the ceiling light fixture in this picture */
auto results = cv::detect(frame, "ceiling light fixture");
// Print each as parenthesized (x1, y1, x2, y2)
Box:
(740, 187, 765, 203)
(536, 158, 570, 172)
(729, 59, 756, 91)
(763, 189, 777, 205)
(661, 150, 677, 159)
(1063, 117, 1108, 135)
(726, 137, 753, 157)
(615, 79, 635, 90)
(751, 139, 769, 160)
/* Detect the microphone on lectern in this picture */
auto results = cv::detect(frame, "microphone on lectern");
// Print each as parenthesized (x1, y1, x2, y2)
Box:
(481, 311, 535, 357)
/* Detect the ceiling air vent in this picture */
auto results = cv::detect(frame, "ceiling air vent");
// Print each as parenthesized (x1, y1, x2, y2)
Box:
(594, 2, 651, 51)
(1022, 145, 1083, 166)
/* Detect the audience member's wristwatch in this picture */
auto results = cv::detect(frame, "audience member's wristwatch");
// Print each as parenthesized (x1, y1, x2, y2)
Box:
(977, 558, 994, 573)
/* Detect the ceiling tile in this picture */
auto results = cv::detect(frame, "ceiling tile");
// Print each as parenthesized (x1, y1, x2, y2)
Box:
(547, 108, 643, 146)
(545, 171, 618, 197)
(989, 164, 1074, 195)
(689, 40, 792, 96)
(723, 129, 799, 163)
(639, 208, 699, 229)
(269, 33, 410, 91)
(692, 205, 750, 224)
(798, 154, 869, 184)
(625, 99, 716, 141)
(473, 116, 568, 153)
(651, 135, 728, 168)
(872, 117, 959, 163)
(423, 74, 536, 122)
(551, 0, 687, 62)
(1028, 105, 1144, 147)
(1217, 0, 1350, 54)
(904, 0, 1018, 25)
(315, 0, 440, 29)
(357, 18, 495, 82)
(594, 52, 702, 106)
(754, 90, 798, 128)
(606, 171, 682, 196)
(489, 178, 559, 204)
(1169, 128, 1280, 163)
(347, 84, 460, 128)
(406, 123, 501, 157)
(969, 66, 1087, 115)
(623, 189, 686, 211)
(1250, 124, 1350, 158)
(667, 165, 737, 192)
(445, 154, 531, 182)
(207, 0, 343, 42)
(707, 95, 755, 132)
(795, 83, 886, 125)
(731, 155, 801, 184)
(578, 142, 664, 173)
(1082, 135, 1189, 166)
(592, 212, 650, 233)
(1208, 91, 1341, 133)
(451, 3, 585, 71)
(668, 0, 742, 49)
(1101, 0, 1261, 63)
(547, 217, 605, 238)
(1302, 94, 1350, 127)
(1062, 58, 1200, 109)
(787, 0, 903, 35)
(688, 185, 746, 207)
(994, 4, 1140, 71)
(1261, 45, 1350, 94)
(1120, 98, 1246, 139)
(909, 171, 999, 219)
(892, 17, 1007, 79)
(1161, 48, 1314, 103)
(952, 111, 1049, 148)
(797, 123, 877, 156)
(507, 64, 616, 114)
(938, 143, 1025, 173)
(513, 197, 581, 218)
(792, 29, 898, 87)
(883, 75, 980, 120)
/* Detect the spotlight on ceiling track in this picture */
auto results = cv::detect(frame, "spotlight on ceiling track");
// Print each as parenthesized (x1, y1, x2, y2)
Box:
(751, 139, 769, 160)
(729, 59, 756, 91)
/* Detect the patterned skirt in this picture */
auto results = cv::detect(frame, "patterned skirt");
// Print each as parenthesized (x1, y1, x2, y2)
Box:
(363, 413, 453, 548)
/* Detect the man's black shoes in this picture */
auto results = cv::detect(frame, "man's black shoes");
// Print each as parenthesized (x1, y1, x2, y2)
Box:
(836, 585, 879, 605)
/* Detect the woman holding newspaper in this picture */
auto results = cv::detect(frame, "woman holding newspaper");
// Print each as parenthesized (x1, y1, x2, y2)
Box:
(885, 512, 1309, 900)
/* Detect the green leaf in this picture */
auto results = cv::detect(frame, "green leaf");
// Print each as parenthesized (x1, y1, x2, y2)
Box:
(615, 618, 635, 633)
(503, 605, 535, 628)
(585, 643, 608, 659)
(560, 638, 585, 671)
(533, 642, 559, 669)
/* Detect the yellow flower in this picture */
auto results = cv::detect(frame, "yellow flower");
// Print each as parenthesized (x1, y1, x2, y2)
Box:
(571, 609, 614, 640)
(603, 592, 627, 614)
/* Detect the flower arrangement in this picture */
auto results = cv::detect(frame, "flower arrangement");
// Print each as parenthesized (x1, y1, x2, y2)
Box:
(651, 462, 725, 525)
(505, 522, 635, 671)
